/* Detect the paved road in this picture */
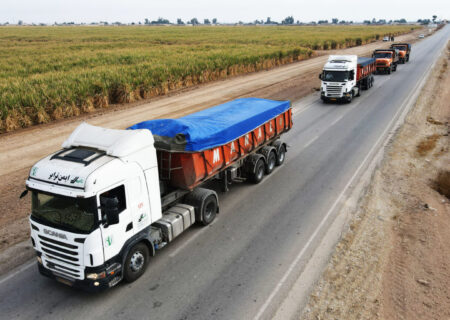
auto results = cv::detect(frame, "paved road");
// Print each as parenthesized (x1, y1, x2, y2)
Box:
(0, 26, 448, 320)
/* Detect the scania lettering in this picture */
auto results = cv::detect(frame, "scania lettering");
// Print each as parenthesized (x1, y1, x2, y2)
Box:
(25, 98, 292, 291)
(319, 55, 376, 103)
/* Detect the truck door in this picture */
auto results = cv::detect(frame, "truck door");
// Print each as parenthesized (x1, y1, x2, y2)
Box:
(99, 183, 131, 262)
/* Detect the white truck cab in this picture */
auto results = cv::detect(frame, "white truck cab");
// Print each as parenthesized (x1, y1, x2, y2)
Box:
(319, 55, 375, 103)
(27, 123, 176, 290)
(319, 55, 358, 102)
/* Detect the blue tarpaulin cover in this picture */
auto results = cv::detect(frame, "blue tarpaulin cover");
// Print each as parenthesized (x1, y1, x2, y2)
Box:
(357, 57, 375, 66)
(128, 98, 290, 151)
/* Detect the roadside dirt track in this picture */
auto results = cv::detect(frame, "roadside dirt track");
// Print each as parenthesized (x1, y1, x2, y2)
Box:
(0, 30, 422, 251)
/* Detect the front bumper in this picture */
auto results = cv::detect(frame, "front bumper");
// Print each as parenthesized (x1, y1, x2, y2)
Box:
(321, 91, 351, 102)
(38, 262, 122, 292)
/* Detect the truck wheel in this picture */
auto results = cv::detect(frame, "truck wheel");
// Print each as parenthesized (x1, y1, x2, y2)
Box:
(387, 67, 391, 74)
(265, 151, 276, 174)
(250, 159, 265, 184)
(184, 188, 219, 226)
(347, 92, 353, 103)
(200, 195, 217, 225)
(124, 243, 149, 283)
(276, 145, 286, 166)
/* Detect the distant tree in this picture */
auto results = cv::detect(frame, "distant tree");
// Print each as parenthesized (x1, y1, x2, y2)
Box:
(332, 18, 338, 24)
(131, 22, 135, 25)
(151, 17, 170, 24)
(204, 19, 211, 25)
(18, 20, 23, 25)
(190, 18, 199, 25)
(138, 21, 142, 25)
(282, 16, 294, 25)
(265, 17, 272, 24)
(144, 18, 149, 25)
(317, 20, 328, 24)
(363, 20, 371, 24)
(339, 20, 346, 24)
(432, 15, 437, 22)
(212, 18, 217, 24)
(177, 18, 184, 25)
(372, 18, 376, 24)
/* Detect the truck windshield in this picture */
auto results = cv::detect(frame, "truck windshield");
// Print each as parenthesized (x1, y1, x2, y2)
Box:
(31, 191, 98, 234)
(392, 46, 406, 51)
(374, 53, 392, 58)
(323, 71, 349, 82)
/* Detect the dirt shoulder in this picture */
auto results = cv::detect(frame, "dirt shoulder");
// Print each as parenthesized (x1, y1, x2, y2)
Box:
(301, 42, 450, 320)
(0, 29, 423, 269)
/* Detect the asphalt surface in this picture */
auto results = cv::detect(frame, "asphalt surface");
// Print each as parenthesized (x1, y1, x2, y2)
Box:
(0, 26, 448, 320)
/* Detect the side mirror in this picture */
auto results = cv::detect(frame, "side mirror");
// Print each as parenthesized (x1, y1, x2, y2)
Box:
(100, 197, 120, 226)
(318, 73, 322, 80)
(19, 189, 28, 199)
(349, 71, 355, 79)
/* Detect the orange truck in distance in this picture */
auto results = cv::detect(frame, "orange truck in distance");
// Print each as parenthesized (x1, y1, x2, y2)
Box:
(373, 49, 399, 74)
(390, 43, 411, 64)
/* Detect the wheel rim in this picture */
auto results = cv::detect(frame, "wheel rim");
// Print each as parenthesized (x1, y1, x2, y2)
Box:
(279, 150, 285, 163)
(268, 155, 275, 170)
(204, 201, 215, 221)
(256, 164, 264, 180)
(130, 251, 145, 272)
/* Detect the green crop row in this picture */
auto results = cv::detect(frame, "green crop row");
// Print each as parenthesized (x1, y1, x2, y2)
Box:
(0, 25, 418, 132)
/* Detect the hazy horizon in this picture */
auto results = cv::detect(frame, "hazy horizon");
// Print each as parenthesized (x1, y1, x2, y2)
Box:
(1, 0, 448, 24)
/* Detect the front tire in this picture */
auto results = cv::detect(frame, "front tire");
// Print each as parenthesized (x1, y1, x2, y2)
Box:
(124, 243, 149, 283)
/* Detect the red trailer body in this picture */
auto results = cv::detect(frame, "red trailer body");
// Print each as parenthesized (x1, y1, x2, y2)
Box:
(157, 108, 292, 189)
(356, 58, 376, 81)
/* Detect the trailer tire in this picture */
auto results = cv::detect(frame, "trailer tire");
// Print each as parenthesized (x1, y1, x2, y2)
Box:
(124, 242, 149, 283)
(184, 188, 219, 226)
(250, 159, 265, 184)
(265, 151, 277, 174)
(387, 67, 391, 74)
(276, 144, 286, 166)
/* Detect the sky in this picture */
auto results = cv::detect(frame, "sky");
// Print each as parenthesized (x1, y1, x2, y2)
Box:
(1, 0, 449, 24)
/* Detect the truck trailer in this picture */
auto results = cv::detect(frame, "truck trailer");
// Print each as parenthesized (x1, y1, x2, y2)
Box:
(319, 55, 376, 103)
(24, 98, 292, 291)
(390, 43, 411, 64)
(373, 49, 399, 74)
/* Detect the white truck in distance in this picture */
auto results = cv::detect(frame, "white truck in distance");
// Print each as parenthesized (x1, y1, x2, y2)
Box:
(319, 55, 376, 103)
(25, 98, 292, 291)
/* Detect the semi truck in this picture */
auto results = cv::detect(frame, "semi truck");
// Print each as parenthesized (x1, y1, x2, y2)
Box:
(23, 98, 292, 291)
(373, 49, 399, 74)
(319, 55, 376, 103)
(390, 43, 411, 63)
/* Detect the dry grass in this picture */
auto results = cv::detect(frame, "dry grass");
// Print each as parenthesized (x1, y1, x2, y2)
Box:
(416, 134, 441, 156)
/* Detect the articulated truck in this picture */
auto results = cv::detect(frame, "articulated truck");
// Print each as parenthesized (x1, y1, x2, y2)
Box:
(390, 43, 411, 64)
(319, 55, 376, 103)
(373, 49, 399, 74)
(24, 98, 292, 291)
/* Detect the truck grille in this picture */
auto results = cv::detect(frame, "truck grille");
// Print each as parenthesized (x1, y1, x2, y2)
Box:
(326, 85, 343, 97)
(38, 235, 85, 280)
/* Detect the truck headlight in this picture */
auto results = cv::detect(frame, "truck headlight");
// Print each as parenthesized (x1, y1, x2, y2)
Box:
(86, 271, 106, 280)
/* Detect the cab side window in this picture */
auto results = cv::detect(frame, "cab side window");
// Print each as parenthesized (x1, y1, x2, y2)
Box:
(100, 185, 126, 213)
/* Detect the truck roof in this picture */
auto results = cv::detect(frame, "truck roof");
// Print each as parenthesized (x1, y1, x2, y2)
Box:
(63, 122, 154, 157)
